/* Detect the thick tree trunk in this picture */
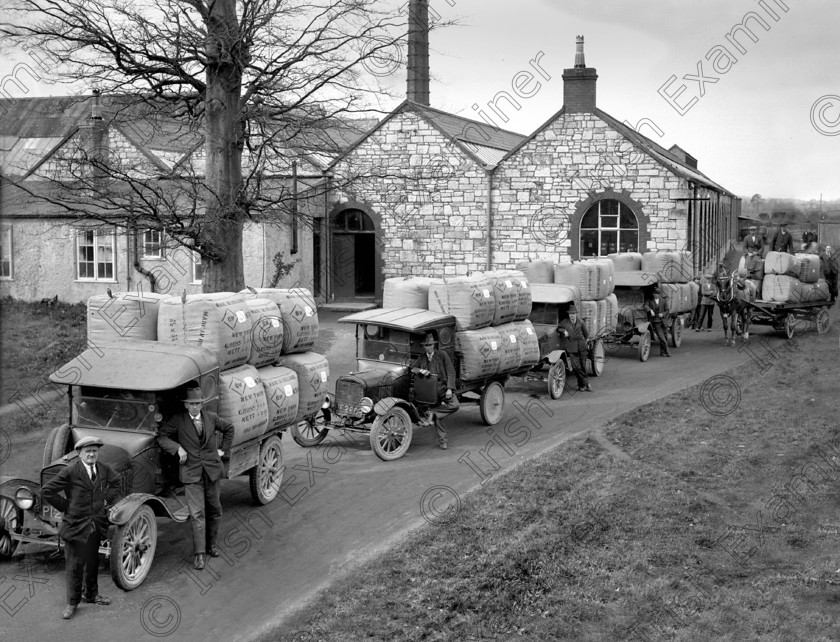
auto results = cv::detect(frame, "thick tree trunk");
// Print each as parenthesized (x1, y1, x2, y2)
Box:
(203, 0, 246, 293)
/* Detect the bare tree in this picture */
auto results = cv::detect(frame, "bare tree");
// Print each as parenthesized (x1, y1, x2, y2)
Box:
(1, 0, 411, 291)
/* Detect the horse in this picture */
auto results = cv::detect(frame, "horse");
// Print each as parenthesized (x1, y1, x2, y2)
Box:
(715, 270, 753, 346)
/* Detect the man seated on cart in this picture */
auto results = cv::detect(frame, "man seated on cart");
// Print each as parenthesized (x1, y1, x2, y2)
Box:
(558, 304, 593, 392)
(412, 332, 459, 450)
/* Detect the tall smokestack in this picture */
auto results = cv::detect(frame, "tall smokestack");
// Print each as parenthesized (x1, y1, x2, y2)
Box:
(407, 0, 430, 105)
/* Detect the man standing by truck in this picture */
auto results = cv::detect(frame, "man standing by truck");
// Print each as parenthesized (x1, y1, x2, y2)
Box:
(158, 388, 234, 570)
(42, 436, 122, 620)
(558, 304, 593, 392)
(412, 332, 459, 450)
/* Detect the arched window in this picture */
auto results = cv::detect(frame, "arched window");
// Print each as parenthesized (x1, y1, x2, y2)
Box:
(579, 200, 639, 257)
(333, 209, 375, 232)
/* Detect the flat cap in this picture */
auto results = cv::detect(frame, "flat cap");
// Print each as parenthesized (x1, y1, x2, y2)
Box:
(75, 436, 104, 450)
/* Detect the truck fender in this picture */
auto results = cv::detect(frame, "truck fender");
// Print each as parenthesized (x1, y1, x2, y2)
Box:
(546, 349, 565, 365)
(109, 493, 188, 525)
(636, 321, 651, 334)
(0, 477, 41, 504)
(373, 397, 420, 422)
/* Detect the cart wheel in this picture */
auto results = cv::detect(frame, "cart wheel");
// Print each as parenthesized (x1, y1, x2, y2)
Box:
(669, 317, 683, 348)
(0, 497, 22, 558)
(588, 339, 606, 377)
(548, 363, 565, 399)
(249, 435, 285, 505)
(783, 313, 795, 340)
(110, 504, 157, 591)
(42, 423, 72, 468)
(816, 308, 831, 334)
(480, 381, 505, 425)
(638, 331, 651, 362)
(370, 407, 413, 461)
(291, 410, 329, 447)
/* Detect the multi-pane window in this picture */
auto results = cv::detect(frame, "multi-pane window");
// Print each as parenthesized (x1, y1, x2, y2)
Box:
(192, 252, 202, 283)
(0, 226, 12, 279)
(76, 229, 115, 280)
(143, 229, 163, 258)
(579, 200, 639, 257)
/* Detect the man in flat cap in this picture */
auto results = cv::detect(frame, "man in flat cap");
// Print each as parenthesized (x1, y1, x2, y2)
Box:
(42, 436, 122, 620)
(769, 222, 793, 254)
(743, 224, 764, 255)
(558, 304, 593, 391)
(158, 388, 234, 570)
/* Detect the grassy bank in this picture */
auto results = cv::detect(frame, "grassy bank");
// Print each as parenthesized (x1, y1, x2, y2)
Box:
(272, 319, 839, 641)
(0, 298, 87, 435)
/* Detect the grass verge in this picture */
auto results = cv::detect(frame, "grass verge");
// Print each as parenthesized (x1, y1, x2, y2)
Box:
(271, 320, 840, 641)
(0, 297, 86, 435)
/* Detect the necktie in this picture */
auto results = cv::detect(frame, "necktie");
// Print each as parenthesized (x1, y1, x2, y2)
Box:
(193, 415, 203, 437)
(89, 465, 96, 482)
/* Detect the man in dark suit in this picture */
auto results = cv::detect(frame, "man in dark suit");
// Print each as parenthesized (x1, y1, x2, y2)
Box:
(769, 222, 794, 253)
(42, 435, 122, 620)
(644, 283, 672, 357)
(158, 388, 234, 569)
(412, 332, 459, 450)
(558, 304, 592, 392)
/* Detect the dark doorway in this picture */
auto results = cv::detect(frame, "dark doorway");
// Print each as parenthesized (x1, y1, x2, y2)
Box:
(330, 208, 379, 300)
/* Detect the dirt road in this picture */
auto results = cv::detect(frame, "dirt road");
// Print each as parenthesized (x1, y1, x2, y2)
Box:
(0, 316, 788, 642)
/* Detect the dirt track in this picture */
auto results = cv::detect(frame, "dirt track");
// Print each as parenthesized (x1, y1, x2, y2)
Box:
(1, 311, 822, 642)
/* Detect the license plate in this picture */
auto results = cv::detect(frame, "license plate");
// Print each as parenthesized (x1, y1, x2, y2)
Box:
(42, 503, 62, 523)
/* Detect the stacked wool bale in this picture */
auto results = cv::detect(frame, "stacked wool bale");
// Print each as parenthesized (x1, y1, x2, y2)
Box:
(515, 259, 555, 284)
(382, 276, 434, 309)
(241, 287, 329, 425)
(553, 260, 616, 336)
(762, 251, 829, 303)
(395, 270, 535, 381)
(154, 288, 327, 446)
(640, 251, 696, 314)
(87, 291, 168, 343)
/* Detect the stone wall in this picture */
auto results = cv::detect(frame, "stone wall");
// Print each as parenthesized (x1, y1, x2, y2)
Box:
(332, 109, 490, 278)
(494, 112, 692, 266)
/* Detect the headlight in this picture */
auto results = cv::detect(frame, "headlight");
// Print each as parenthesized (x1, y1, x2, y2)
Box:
(358, 397, 373, 414)
(15, 487, 35, 510)
(321, 394, 332, 410)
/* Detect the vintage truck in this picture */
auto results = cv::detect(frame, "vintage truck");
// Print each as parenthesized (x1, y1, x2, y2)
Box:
(291, 306, 576, 461)
(0, 340, 290, 590)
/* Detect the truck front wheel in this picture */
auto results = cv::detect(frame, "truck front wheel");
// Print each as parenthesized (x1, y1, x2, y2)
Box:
(0, 497, 22, 558)
(110, 504, 157, 591)
(249, 435, 285, 505)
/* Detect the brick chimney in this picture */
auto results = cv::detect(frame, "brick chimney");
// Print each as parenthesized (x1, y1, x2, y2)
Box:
(406, 0, 430, 105)
(562, 36, 597, 113)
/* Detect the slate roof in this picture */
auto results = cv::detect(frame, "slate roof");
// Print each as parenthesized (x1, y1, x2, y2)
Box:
(0, 94, 378, 179)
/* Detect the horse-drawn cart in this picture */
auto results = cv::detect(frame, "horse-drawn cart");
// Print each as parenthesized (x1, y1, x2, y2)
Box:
(744, 299, 832, 339)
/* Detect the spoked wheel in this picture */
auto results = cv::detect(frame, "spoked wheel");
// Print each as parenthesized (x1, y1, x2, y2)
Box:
(816, 307, 830, 334)
(548, 363, 565, 399)
(479, 381, 505, 425)
(638, 331, 651, 362)
(0, 497, 22, 558)
(249, 435, 285, 505)
(110, 505, 157, 591)
(783, 313, 795, 340)
(588, 339, 606, 376)
(370, 407, 413, 461)
(669, 317, 683, 348)
(291, 410, 329, 447)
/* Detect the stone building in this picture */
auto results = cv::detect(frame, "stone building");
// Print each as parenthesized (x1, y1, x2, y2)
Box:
(327, 29, 739, 298)
(1, 0, 739, 304)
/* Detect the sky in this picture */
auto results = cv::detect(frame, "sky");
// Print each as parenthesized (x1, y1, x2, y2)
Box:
(2, 0, 838, 202)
